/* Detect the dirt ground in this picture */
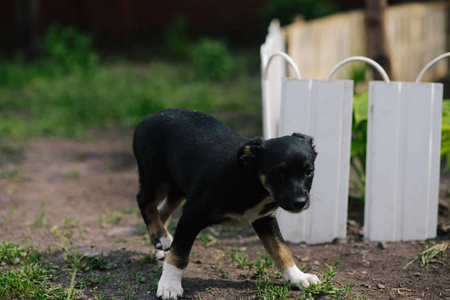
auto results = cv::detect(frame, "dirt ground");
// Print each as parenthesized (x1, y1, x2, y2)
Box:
(1, 128, 449, 299)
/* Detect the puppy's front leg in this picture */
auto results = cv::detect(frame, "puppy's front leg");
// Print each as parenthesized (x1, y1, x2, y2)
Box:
(252, 216, 320, 289)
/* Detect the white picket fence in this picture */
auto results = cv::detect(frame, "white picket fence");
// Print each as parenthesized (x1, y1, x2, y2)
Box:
(261, 21, 445, 243)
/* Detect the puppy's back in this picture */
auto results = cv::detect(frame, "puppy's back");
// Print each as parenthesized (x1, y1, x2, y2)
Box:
(133, 109, 247, 192)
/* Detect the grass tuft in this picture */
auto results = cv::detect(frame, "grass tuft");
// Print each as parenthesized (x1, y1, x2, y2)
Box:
(404, 242, 449, 269)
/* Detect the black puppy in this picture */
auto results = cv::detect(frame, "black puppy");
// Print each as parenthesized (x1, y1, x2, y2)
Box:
(133, 108, 319, 299)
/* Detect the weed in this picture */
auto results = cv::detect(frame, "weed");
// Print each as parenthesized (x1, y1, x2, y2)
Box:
(123, 205, 138, 215)
(198, 233, 216, 247)
(119, 283, 137, 300)
(255, 278, 292, 300)
(148, 266, 164, 292)
(66, 171, 80, 180)
(148, 278, 159, 292)
(106, 210, 123, 225)
(40, 155, 53, 165)
(0, 168, 23, 181)
(115, 237, 129, 243)
(76, 271, 112, 289)
(205, 287, 217, 294)
(133, 271, 146, 284)
(74, 153, 88, 162)
(10, 204, 16, 217)
(252, 261, 365, 300)
(404, 241, 449, 269)
(303, 262, 365, 299)
(253, 253, 274, 278)
(152, 265, 163, 279)
(231, 249, 251, 268)
(73, 252, 113, 272)
(34, 202, 50, 228)
(140, 251, 157, 265)
(51, 225, 113, 298)
(92, 287, 109, 300)
(63, 216, 79, 228)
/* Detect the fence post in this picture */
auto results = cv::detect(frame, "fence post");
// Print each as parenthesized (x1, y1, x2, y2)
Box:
(364, 54, 445, 241)
(261, 20, 286, 139)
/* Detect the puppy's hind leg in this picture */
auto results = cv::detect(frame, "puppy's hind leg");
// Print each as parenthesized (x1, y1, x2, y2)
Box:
(159, 187, 185, 228)
(137, 182, 173, 253)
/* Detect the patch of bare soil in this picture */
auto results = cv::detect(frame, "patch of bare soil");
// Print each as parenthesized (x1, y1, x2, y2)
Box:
(0, 130, 449, 299)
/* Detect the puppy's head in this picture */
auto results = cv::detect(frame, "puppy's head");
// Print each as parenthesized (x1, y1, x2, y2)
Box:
(238, 133, 317, 213)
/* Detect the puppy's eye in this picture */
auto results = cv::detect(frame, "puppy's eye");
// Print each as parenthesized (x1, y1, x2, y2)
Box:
(305, 168, 314, 178)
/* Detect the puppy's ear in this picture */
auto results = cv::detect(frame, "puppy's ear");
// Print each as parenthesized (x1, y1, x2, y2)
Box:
(292, 133, 317, 156)
(237, 137, 265, 168)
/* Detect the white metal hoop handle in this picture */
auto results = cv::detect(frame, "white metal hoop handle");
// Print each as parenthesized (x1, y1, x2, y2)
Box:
(416, 52, 450, 83)
(263, 52, 301, 80)
(326, 56, 390, 82)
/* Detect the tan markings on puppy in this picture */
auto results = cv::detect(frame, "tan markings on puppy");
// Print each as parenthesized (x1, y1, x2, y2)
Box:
(166, 251, 189, 270)
(221, 196, 276, 227)
(260, 175, 270, 190)
(145, 206, 167, 237)
(142, 184, 170, 235)
(256, 232, 295, 271)
(159, 197, 185, 228)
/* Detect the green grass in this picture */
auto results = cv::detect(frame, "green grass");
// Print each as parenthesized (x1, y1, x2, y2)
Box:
(0, 52, 261, 140)
(254, 262, 366, 300)
(0, 241, 78, 299)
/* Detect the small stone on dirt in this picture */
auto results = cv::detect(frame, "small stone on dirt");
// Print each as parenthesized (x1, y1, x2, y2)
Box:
(377, 242, 388, 249)
(377, 284, 385, 289)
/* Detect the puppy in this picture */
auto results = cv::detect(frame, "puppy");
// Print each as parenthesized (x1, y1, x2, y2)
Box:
(133, 108, 319, 299)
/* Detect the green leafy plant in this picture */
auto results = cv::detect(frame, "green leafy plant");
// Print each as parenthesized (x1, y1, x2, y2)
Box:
(198, 233, 216, 247)
(253, 262, 365, 299)
(441, 100, 450, 171)
(231, 249, 251, 268)
(44, 24, 98, 73)
(163, 17, 191, 58)
(303, 262, 366, 299)
(255, 278, 292, 299)
(253, 253, 274, 278)
(349, 93, 368, 200)
(189, 38, 234, 81)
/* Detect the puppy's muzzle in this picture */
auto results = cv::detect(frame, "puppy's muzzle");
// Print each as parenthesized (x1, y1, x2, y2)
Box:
(290, 197, 308, 212)
(288, 190, 310, 212)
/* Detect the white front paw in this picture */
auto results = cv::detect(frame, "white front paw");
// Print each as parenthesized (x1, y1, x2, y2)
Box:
(155, 234, 173, 251)
(282, 265, 320, 289)
(157, 262, 184, 300)
(154, 248, 169, 260)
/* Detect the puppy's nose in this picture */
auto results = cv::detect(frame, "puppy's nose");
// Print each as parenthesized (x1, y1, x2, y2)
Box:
(291, 197, 308, 211)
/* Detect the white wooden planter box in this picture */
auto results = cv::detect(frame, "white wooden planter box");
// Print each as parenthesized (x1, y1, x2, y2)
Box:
(276, 78, 354, 244)
(364, 81, 443, 241)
